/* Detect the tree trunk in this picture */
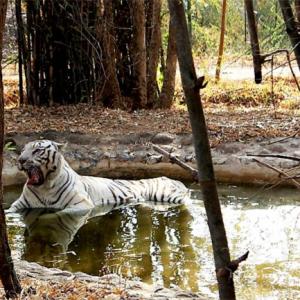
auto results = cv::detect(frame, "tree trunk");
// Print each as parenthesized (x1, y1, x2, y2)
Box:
(16, 0, 29, 105)
(295, 0, 300, 23)
(146, 0, 161, 107)
(215, 0, 227, 82)
(278, 0, 300, 70)
(95, 0, 123, 108)
(0, 0, 22, 297)
(244, 0, 262, 83)
(114, 0, 133, 101)
(15, 0, 24, 105)
(167, 1, 236, 299)
(186, 0, 192, 41)
(158, 18, 177, 108)
(25, 1, 33, 104)
(129, 0, 147, 109)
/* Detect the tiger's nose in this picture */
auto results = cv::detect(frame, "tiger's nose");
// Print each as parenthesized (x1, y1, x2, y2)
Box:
(18, 158, 27, 165)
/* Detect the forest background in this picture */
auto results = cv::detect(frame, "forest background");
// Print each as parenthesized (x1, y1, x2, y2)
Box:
(3, 0, 299, 112)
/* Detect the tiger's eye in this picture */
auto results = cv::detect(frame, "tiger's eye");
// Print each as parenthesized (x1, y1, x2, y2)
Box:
(32, 148, 42, 155)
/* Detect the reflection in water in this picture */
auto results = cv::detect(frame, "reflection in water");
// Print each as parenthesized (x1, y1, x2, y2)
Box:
(6, 184, 300, 299)
(21, 208, 91, 268)
(18, 203, 198, 291)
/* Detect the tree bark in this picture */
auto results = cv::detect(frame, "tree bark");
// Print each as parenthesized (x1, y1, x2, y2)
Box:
(215, 0, 227, 82)
(146, 0, 162, 107)
(15, 0, 24, 105)
(278, 0, 300, 70)
(186, 0, 192, 41)
(129, 0, 147, 109)
(167, 1, 236, 299)
(96, 0, 123, 108)
(295, 0, 300, 23)
(244, 0, 262, 83)
(158, 18, 177, 108)
(25, 1, 33, 104)
(0, 0, 22, 297)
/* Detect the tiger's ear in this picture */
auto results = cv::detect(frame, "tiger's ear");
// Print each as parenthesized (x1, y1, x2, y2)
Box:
(52, 141, 67, 151)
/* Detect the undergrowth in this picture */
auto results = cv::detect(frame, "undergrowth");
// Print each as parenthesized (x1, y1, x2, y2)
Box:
(175, 77, 300, 110)
(3, 61, 300, 111)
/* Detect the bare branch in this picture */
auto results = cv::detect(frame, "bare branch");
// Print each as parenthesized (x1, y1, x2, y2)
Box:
(216, 251, 250, 279)
(152, 144, 198, 181)
(252, 158, 300, 188)
(247, 153, 300, 162)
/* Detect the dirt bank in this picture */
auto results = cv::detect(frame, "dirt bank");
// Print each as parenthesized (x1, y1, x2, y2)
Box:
(3, 131, 300, 188)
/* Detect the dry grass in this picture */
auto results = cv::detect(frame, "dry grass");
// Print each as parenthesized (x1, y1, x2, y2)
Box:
(0, 278, 129, 299)
(173, 77, 300, 109)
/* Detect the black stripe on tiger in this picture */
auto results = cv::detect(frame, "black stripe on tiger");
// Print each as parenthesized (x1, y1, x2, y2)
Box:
(53, 168, 70, 196)
(27, 186, 45, 206)
(45, 149, 51, 169)
(23, 195, 30, 207)
(110, 181, 131, 199)
(63, 194, 77, 209)
(52, 151, 56, 164)
(52, 170, 71, 205)
(107, 185, 118, 203)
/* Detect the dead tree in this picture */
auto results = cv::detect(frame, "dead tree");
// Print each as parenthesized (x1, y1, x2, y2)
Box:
(244, 0, 262, 83)
(167, 0, 238, 298)
(0, 0, 22, 297)
(278, 0, 300, 70)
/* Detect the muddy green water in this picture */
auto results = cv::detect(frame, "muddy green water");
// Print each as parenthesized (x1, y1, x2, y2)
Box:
(5, 185, 300, 300)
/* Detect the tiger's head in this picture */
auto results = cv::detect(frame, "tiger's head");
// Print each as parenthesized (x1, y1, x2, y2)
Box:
(18, 140, 64, 186)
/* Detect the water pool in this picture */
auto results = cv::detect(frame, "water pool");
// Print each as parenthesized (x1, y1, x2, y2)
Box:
(5, 184, 300, 299)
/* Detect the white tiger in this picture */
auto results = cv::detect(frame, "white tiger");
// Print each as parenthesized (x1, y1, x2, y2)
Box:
(9, 140, 190, 212)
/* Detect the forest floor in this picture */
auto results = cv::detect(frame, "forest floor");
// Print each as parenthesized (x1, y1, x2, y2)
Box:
(1, 278, 129, 300)
(3, 63, 300, 147)
(4, 104, 300, 147)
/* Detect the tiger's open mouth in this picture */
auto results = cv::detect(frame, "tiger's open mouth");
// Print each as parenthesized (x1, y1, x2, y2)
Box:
(26, 166, 44, 186)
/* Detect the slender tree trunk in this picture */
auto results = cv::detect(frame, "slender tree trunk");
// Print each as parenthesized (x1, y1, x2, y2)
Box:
(186, 0, 192, 41)
(96, 0, 123, 108)
(295, 0, 300, 23)
(167, 1, 236, 299)
(215, 0, 227, 82)
(146, 0, 161, 107)
(278, 0, 300, 70)
(114, 0, 133, 100)
(244, 0, 262, 83)
(129, 0, 147, 109)
(25, 1, 34, 104)
(15, 0, 24, 105)
(0, 1, 22, 297)
(158, 18, 177, 108)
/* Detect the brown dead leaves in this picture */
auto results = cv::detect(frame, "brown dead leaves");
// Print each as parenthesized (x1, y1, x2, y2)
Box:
(0, 278, 129, 299)
(4, 104, 300, 147)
